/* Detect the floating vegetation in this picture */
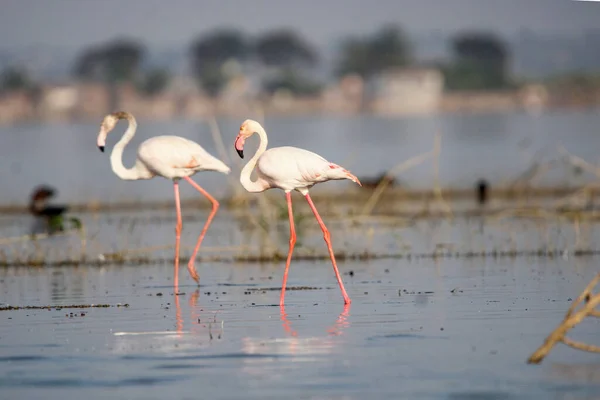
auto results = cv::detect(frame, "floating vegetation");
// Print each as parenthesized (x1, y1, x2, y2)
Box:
(0, 247, 598, 269)
(0, 303, 130, 311)
(247, 286, 325, 292)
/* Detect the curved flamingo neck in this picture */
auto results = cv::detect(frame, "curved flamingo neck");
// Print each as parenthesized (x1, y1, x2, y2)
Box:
(240, 125, 270, 193)
(110, 113, 146, 180)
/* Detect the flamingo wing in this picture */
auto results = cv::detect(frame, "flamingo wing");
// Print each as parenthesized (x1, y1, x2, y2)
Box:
(138, 136, 230, 175)
(257, 146, 351, 190)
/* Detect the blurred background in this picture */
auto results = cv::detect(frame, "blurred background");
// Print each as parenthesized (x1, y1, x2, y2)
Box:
(1, 0, 600, 202)
(1, 0, 600, 260)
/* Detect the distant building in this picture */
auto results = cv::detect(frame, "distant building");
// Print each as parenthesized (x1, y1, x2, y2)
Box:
(520, 84, 548, 114)
(73, 82, 110, 119)
(0, 90, 34, 123)
(43, 85, 78, 112)
(370, 68, 444, 116)
(39, 84, 78, 121)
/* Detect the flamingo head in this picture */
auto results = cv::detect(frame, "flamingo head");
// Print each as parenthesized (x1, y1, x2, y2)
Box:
(97, 112, 128, 152)
(235, 119, 262, 159)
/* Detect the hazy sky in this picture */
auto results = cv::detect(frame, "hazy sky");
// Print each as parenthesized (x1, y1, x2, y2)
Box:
(1, 0, 599, 49)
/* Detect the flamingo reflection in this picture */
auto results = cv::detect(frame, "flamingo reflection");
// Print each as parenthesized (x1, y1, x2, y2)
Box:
(241, 303, 351, 364)
(174, 289, 221, 337)
(112, 290, 222, 355)
(174, 289, 202, 335)
(280, 303, 351, 339)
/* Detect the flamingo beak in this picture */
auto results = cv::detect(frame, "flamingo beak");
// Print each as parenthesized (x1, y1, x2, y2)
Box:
(235, 135, 245, 159)
(97, 129, 107, 153)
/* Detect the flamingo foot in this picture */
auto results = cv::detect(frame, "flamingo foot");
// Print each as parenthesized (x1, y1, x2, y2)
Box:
(187, 262, 200, 284)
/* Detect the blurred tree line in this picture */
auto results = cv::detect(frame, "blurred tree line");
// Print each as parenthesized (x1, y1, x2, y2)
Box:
(0, 26, 520, 99)
(189, 28, 321, 96)
(335, 25, 412, 79)
(73, 39, 169, 96)
(442, 32, 512, 91)
(66, 26, 417, 98)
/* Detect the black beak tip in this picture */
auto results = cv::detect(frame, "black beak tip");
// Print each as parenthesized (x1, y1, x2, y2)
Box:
(236, 149, 244, 159)
(98, 146, 105, 153)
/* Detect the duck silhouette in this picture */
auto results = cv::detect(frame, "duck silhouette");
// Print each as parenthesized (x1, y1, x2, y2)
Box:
(28, 185, 70, 234)
(360, 173, 397, 189)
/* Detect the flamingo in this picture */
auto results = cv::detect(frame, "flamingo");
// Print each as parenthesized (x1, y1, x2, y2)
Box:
(96, 111, 230, 291)
(234, 119, 361, 306)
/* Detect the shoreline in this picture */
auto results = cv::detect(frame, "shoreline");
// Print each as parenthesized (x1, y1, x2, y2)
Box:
(0, 83, 597, 126)
(1, 185, 597, 216)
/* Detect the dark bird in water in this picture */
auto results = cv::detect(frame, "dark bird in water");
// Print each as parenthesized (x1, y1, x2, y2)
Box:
(476, 179, 489, 205)
(29, 186, 70, 234)
(360, 173, 397, 189)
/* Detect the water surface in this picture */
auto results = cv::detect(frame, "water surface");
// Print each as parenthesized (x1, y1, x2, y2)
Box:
(1, 258, 599, 399)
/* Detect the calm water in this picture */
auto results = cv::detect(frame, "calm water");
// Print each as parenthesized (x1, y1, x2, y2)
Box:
(1, 110, 600, 205)
(1, 258, 599, 399)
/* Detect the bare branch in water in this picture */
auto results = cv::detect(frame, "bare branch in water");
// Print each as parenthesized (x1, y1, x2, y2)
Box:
(527, 273, 600, 364)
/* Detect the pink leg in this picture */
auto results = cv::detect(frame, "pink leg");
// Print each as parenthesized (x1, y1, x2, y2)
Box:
(280, 192, 297, 307)
(183, 176, 220, 284)
(304, 193, 351, 304)
(173, 180, 183, 292)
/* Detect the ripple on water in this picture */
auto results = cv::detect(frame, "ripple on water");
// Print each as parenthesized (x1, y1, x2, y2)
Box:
(0, 343, 61, 349)
(120, 352, 290, 361)
(445, 391, 517, 399)
(152, 363, 208, 370)
(0, 375, 186, 388)
(0, 355, 50, 362)
(366, 333, 441, 341)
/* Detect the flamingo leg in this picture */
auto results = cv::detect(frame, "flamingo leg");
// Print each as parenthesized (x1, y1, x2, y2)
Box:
(304, 193, 351, 304)
(173, 180, 183, 292)
(280, 192, 297, 307)
(183, 176, 219, 284)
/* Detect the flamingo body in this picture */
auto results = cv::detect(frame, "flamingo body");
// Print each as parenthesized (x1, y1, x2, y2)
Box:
(136, 135, 230, 180)
(97, 111, 230, 291)
(255, 146, 358, 193)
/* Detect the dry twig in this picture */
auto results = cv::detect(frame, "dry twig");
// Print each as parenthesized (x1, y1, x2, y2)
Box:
(432, 131, 453, 218)
(528, 273, 600, 364)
